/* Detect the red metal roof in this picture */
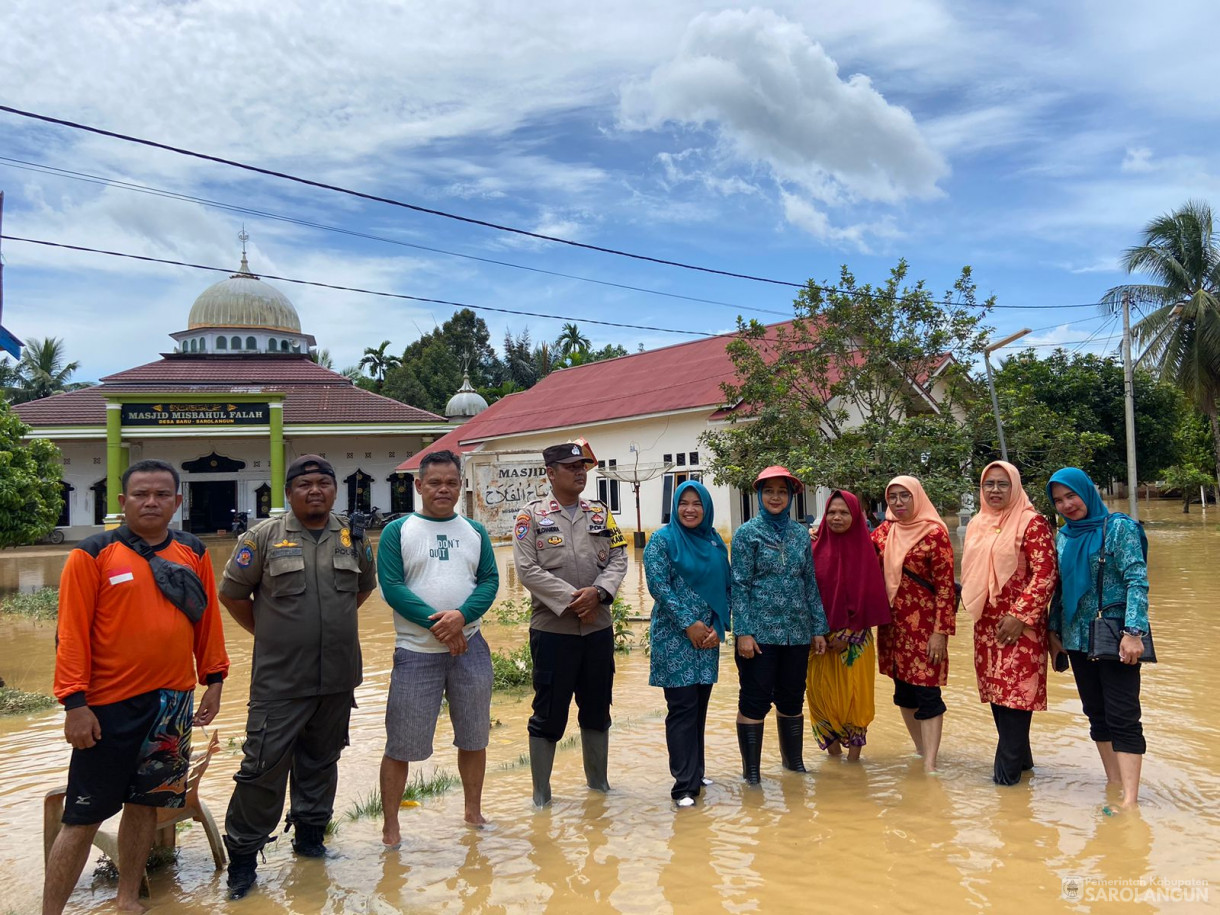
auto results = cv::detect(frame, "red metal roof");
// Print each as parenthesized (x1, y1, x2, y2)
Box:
(398, 328, 758, 470)
(14, 355, 445, 426)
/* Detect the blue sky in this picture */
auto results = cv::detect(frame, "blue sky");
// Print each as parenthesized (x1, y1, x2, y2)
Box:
(2, 0, 1218, 382)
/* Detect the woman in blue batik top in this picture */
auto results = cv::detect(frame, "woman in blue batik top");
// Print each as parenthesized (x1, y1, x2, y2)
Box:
(1047, 467, 1150, 809)
(645, 480, 730, 808)
(730, 466, 827, 786)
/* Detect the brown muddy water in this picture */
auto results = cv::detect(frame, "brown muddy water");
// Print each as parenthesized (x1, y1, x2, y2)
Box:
(1, 502, 1217, 914)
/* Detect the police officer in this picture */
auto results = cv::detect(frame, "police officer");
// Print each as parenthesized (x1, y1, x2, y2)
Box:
(218, 454, 376, 899)
(513, 439, 628, 806)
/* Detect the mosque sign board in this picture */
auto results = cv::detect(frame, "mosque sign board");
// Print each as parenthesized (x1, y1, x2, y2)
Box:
(121, 402, 271, 427)
(470, 452, 550, 539)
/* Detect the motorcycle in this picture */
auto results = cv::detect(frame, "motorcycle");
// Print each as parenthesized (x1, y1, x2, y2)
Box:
(231, 510, 249, 535)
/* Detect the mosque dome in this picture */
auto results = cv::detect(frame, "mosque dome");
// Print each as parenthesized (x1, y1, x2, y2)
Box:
(445, 373, 489, 422)
(186, 255, 301, 332)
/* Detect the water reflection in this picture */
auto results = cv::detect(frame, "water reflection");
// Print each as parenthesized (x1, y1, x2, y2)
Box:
(1, 503, 1218, 913)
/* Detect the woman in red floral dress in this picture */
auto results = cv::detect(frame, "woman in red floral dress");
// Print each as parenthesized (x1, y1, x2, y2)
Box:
(962, 461, 1058, 785)
(872, 475, 956, 773)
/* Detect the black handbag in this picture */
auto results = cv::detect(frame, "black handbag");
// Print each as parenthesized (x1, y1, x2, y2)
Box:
(1087, 516, 1155, 663)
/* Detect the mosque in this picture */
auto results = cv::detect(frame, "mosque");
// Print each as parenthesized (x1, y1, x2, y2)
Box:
(14, 251, 485, 539)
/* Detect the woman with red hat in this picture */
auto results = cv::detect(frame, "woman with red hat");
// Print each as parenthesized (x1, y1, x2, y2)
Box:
(730, 466, 828, 785)
(872, 476, 957, 773)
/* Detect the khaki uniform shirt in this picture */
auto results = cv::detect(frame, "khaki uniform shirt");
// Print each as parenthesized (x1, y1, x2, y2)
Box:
(221, 511, 376, 700)
(512, 495, 628, 635)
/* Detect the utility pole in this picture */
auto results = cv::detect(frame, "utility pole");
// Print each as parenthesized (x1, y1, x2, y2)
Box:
(0, 190, 23, 358)
(983, 328, 1032, 462)
(1121, 291, 1139, 521)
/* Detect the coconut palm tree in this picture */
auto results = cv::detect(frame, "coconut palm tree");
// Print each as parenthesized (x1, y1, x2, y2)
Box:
(359, 340, 401, 385)
(9, 337, 87, 404)
(309, 348, 335, 370)
(1103, 200, 1220, 483)
(555, 322, 591, 359)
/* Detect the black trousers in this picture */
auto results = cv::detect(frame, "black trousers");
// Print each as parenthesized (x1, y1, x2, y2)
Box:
(990, 704, 1033, 786)
(224, 692, 352, 855)
(1068, 650, 1146, 754)
(735, 643, 809, 719)
(528, 627, 614, 741)
(663, 684, 713, 800)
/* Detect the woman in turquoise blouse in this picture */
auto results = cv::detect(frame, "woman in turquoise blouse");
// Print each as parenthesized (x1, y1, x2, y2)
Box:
(1047, 467, 1150, 808)
(730, 466, 827, 785)
(645, 480, 730, 807)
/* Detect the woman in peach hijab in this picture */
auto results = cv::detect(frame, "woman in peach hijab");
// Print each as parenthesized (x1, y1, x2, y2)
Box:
(872, 476, 956, 772)
(962, 461, 1058, 785)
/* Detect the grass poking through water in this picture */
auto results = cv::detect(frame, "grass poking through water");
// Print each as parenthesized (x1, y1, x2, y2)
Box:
(0, 588, 59, 620)
(344, 769, 458, 821)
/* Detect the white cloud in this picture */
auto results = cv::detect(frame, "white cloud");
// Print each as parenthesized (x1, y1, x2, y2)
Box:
(1121, 147, 1155, 174)
(619, 8, 949, 208)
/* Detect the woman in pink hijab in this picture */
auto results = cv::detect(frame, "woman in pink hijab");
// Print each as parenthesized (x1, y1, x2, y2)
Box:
(961, 461, 1058, 785)
(872, 476, 956, 773)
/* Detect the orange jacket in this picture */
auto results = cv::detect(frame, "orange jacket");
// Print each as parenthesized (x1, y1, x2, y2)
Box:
(54, 529, 230, 708)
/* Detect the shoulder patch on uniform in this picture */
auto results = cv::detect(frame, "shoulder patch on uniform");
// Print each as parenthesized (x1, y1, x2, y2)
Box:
(515, 522, 530, 541)
(242, 538, 257, 551)
(235, 545, 254, 568)
(365, 543, 373, 560)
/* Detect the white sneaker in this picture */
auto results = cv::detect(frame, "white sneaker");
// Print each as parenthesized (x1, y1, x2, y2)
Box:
(701, 777, 714, 786)
(676, 796, 696, 808)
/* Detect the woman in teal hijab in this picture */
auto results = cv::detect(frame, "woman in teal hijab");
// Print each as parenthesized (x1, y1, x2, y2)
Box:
(1047, 467, 1150, 808)
(645, 480, 730, 807)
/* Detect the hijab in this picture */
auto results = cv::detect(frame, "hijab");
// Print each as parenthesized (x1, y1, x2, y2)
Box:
(961, 461, 1039, 621)
(654, 480, 730, 636)
(755, 481, 794, 535)
(880, 475, 948, 603)
(1046, 466, 1116, 624)
(812, 490, 892, 630)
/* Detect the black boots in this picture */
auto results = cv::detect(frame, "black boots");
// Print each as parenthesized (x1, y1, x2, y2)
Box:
(777, 715, 808, 773)
(529, 736, 556, 807)
(290, 821, 327, 858)
(224, 838, 258, 900)
(581, 728, 611, 792)
(737, 722, 764, 785)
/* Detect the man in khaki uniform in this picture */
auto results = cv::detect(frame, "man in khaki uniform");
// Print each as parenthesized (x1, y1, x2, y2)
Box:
(512, 439, 628, 806)
(218, 454, 376, 899)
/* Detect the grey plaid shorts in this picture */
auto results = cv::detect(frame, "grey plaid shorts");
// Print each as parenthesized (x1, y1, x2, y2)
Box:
(384, 631, 493, 761)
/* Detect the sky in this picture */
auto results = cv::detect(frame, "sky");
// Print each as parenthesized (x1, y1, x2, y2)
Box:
(2, 0, 1219, 383)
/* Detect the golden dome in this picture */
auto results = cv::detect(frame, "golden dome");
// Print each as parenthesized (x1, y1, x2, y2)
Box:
(186, 256, 301, 333)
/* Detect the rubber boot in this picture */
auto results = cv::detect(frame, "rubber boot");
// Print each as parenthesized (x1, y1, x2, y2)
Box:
(291, 821, 327, 858)
(777, 715, 808, 773)
(581, 728, 612, 791)
(529, 736, 556, 807)
(224, 837, 258, 900)
(737, 722, 764, 785)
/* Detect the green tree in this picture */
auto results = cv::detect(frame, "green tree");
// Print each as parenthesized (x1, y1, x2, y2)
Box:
(1103, 200, 1220, 483)
(309, 348, 335, 370)
(7, 337, 88, 404)
(359, 340, 401, 388)
(0, 401, 63, 547)
(703, 261, 993, 510)
(984, 349, 1189, 484)
(555, 323, 591, 359)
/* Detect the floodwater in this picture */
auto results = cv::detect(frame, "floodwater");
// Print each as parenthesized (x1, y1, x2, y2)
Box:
(1, 502, 1217, 914)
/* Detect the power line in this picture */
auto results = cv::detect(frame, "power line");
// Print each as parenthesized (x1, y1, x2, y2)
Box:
(1, 234, 715, 338)
(0, 105, 1118, 314)
(0, 104, 802, 287)
(0, 155, 792, 318)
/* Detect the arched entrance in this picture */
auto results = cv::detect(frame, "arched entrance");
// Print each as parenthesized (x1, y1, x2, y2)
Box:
(387, 471, 414, 515)
(345, 469, 372, 514)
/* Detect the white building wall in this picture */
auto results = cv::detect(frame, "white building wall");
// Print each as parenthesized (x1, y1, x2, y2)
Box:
(47, 431, 433, 540)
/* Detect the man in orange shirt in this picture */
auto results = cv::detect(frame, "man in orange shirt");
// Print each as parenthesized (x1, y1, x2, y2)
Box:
(42, 459, 229, 915)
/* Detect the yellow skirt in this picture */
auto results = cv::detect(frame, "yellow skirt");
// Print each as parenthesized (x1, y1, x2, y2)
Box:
(806, 629, 876, 748)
